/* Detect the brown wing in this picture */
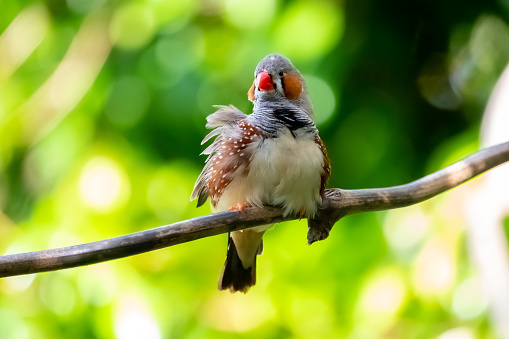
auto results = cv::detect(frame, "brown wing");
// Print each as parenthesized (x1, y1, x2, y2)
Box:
(192, 106, 262, 207)
(314, 135, 330, 197)
(205, 120, 262, 207)
(191, 106, 247, 206)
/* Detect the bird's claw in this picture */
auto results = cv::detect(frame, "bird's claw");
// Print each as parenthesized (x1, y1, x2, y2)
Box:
(297, 209, 307, 220)
(228, 203, 248, 211)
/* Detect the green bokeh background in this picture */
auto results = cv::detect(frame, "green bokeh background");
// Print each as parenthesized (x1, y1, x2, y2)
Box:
(1, 0, 508, 338)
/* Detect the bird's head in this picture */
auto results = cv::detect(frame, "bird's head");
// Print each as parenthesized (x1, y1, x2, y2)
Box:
(248, 54, 312, 116)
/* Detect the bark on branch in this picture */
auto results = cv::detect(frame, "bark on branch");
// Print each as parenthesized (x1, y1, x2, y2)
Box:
(1, 141, 508, 278)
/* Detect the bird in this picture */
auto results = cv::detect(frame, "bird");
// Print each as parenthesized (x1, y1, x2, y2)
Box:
(191, 53, 330, 293)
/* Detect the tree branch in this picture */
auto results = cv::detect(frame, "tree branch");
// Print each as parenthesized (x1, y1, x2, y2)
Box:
(308, 140, 509, 243)
(1, 141, 508, 278)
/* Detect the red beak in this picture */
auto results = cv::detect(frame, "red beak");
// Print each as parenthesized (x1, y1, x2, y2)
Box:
(257, 71, 274, 91)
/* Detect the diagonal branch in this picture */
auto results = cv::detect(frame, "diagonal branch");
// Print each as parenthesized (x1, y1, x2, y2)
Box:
(308, 140, 509, 243)
(0, 141, 508, 278)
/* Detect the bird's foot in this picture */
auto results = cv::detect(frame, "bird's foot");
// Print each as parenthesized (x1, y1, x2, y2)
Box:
(228, 202, 249, 212)
(297, 208, 307, 220)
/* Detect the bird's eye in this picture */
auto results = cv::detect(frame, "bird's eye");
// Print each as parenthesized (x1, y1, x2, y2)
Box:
(279, 71, 284, 77)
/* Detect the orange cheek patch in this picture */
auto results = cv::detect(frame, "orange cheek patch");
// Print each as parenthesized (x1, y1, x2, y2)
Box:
(283, 72, 303, 100)
(248, 82, 255, 102)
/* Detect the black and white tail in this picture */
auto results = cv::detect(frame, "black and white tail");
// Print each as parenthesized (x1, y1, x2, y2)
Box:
(218, 234, 257, 293)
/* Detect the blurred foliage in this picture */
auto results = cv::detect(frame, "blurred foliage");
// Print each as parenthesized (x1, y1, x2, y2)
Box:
(0, 0, 508, 338)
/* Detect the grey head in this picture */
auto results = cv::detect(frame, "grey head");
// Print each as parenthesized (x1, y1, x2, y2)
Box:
(254, 53, 295, 78)
(249, 54, 313, 117)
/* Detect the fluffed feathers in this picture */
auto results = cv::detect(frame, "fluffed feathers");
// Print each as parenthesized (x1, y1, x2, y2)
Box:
(191, 105, 247, 207)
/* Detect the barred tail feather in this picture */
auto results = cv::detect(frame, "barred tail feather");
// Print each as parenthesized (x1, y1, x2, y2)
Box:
(218, 234, 256, 293)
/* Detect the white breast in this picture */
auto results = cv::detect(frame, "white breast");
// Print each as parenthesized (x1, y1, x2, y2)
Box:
(216, 128, 324, 217)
